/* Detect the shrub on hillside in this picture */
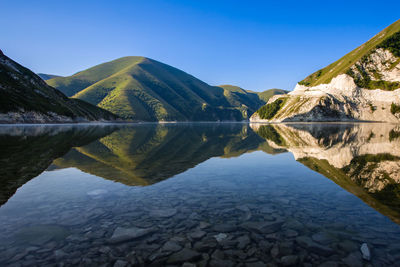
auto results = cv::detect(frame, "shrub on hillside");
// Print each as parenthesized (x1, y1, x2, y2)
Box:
(257, 98, 286, 120)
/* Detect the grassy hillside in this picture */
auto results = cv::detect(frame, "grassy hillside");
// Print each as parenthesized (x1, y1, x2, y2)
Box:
(300, 19, 400, 87)
(47, 57, 269, 121)
(218, 85, 266, 117)
(256, 88, 288, 102)
(219, 85, 287, 105)
(0, 52, 118, 122)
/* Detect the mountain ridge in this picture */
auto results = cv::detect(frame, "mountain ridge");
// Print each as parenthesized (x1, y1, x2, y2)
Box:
(47, 57, 282, 121)
(0, 52, 119, 123)
(37, 73, 61, 80)
(250, 19, 400, 123)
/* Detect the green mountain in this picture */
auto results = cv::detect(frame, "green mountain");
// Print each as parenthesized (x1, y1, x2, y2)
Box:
(0, 52, 118, 123)
(218, 85, 287, 105)
(299, 19, 400, 90)
(47, 57, 272, 121)
(255, 88, 288, 102)
(251, 19, 400, 123)
(37, 73, 61, 80)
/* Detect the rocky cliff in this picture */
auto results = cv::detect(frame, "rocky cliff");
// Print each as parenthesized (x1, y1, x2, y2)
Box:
(251, 19, 400, 122)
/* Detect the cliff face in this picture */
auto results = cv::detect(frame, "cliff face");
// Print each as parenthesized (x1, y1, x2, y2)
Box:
(251, 19, 400, 122)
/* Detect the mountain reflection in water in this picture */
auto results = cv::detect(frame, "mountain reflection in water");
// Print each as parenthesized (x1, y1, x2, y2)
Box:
(1, 123, 400, 266)
(49, 123, 275, 186)
(1, 123, 400, 224)
(251, 123, 400, 224)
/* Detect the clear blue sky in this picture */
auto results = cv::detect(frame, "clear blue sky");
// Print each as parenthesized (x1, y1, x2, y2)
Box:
(1, 0, 399, 91)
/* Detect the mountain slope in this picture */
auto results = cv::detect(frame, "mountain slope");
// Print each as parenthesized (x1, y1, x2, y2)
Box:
(255, 88, 288, 102)
(0, 51, 118, 123)
(217, 85, 266, 117)
(299, 19, 400, 88)
(47, 57, 269, 121)
(251, 19, 400, 123)
(37, 73, 61, 80)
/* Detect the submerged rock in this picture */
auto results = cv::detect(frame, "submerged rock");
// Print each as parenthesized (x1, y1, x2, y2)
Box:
(149, 208, 177, 218)
(311, 232, 335, 245)
(15, 225, 69, 246)
(113, 260, 128, 267)
(342, 251, 363, 267)
(167, 248, 201, 264)
(280, 255, 299, 266)
(360, 243, 371, 261)
(237, 235, 251, 249)
(87, 189, 108, 197)
(188, 230, 206, 240)
(214, 233, 228, 242)
(296, 236, 334, 257)
(109, 227, 156, 243)
(212, 224, 237, 232)
(161, 241, 182, 253)
(241, 220, 283, 234)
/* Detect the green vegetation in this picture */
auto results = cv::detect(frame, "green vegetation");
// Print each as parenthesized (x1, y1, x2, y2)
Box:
(368, 102, 377, 112)
(299, 19, 400, 87)
(0, 53, 117, 122)
(347, 67, 400, 90)
(218, 85, 267, 117)
(391, 103, 400, 115)
(377, 31, 400, 57)
(47, 58, 270, 121)
(389, 129, 400, 141)
(256, 98, 287, 120)
(255, 125, 286, 146)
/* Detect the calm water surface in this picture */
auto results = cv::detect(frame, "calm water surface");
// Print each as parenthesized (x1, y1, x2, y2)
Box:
(1, 123, 400, 266)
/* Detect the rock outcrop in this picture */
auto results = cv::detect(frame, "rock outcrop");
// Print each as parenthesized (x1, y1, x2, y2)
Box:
(251, 19, 400, 122)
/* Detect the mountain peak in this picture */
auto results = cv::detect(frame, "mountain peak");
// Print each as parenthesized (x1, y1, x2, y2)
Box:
(251, 19, 400, 123)
(46, 57, 275, 121)
(299, 19, 400, 88)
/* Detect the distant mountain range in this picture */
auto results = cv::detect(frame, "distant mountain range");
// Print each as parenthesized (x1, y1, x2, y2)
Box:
(45, 56, 286, 121)
(37, 73, 61, 80)
(0, 51, 118, 123)
(251, 19, 400, 123)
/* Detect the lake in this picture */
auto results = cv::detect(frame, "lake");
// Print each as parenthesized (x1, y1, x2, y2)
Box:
(1, 123, 400, 266)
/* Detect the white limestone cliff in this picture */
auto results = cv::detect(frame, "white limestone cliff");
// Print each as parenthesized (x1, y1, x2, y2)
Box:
(250, 49, 400, 122)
